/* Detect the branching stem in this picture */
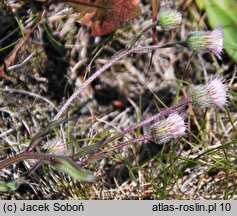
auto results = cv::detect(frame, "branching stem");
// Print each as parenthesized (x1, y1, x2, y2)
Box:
(78, 134, 153, 167)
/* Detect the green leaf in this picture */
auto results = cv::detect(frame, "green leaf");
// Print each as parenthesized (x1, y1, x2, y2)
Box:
(29, 118, 66, 147)
(28, 116, 77, 150)
(195, 0, 204, 11)
(0, 178, 24, 192)
(203, 0, 237, 61)
(53, 157, 95, 182)
(73, 136, 108, 158)
(0, 183, 10, 192)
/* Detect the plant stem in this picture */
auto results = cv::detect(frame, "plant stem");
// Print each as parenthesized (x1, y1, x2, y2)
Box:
(0, 100, 190, 171)
(127, 22, 158, 48)
(72, 98, 191, 161)
(54, 42, 184, 120)
(99, 98, 190, 147)
(0, 152, 55, 170)
(78, 134, 152, 167)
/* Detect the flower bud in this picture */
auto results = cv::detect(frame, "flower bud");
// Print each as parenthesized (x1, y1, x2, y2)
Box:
(186, 24, 224, 59)
(151, 113, 186, 144)
(158, 10, 182, 31)
(189, 76, 228, 110)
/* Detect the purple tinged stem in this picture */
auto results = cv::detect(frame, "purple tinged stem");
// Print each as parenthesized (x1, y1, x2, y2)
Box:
(26, 42, 189, 156)
(78, 134, 153, 167)
(0, 100, 190, 170)
(0, 152, 55, 170)
(53, 42, 181, 121)
(101, 98, 190, 146)
(73, 98, 191, 164)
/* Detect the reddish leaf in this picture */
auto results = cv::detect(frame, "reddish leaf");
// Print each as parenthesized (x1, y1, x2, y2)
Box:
(23, 0, 141, 36)
(66, 0, 142, 36)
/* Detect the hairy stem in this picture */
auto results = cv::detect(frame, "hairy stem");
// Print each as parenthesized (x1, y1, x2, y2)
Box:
(79, 134, 152, 167)
(72, 98, 191, 161)
(0, 152, 55, 170)
(54, 42, 183, 120)
(99, 98, 190, 147)
(127, 22, 158, 48)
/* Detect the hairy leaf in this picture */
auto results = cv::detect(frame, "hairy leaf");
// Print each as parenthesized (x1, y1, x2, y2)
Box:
(0, 178, 24, 192)
(73, 135, 108, 158)
(27, 115, 77, 151)
(53, 157, 95, 181)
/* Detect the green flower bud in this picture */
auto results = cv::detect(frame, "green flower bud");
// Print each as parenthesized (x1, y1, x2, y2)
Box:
(158, 10, 182, 31)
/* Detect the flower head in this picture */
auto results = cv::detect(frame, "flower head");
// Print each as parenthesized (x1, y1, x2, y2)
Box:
(151, 113, 186, 144)
(44, 138, 67, 155)
(186, 24, 224, 59)
(189, 76, 228, 110)
(158, 10, 182, 31)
